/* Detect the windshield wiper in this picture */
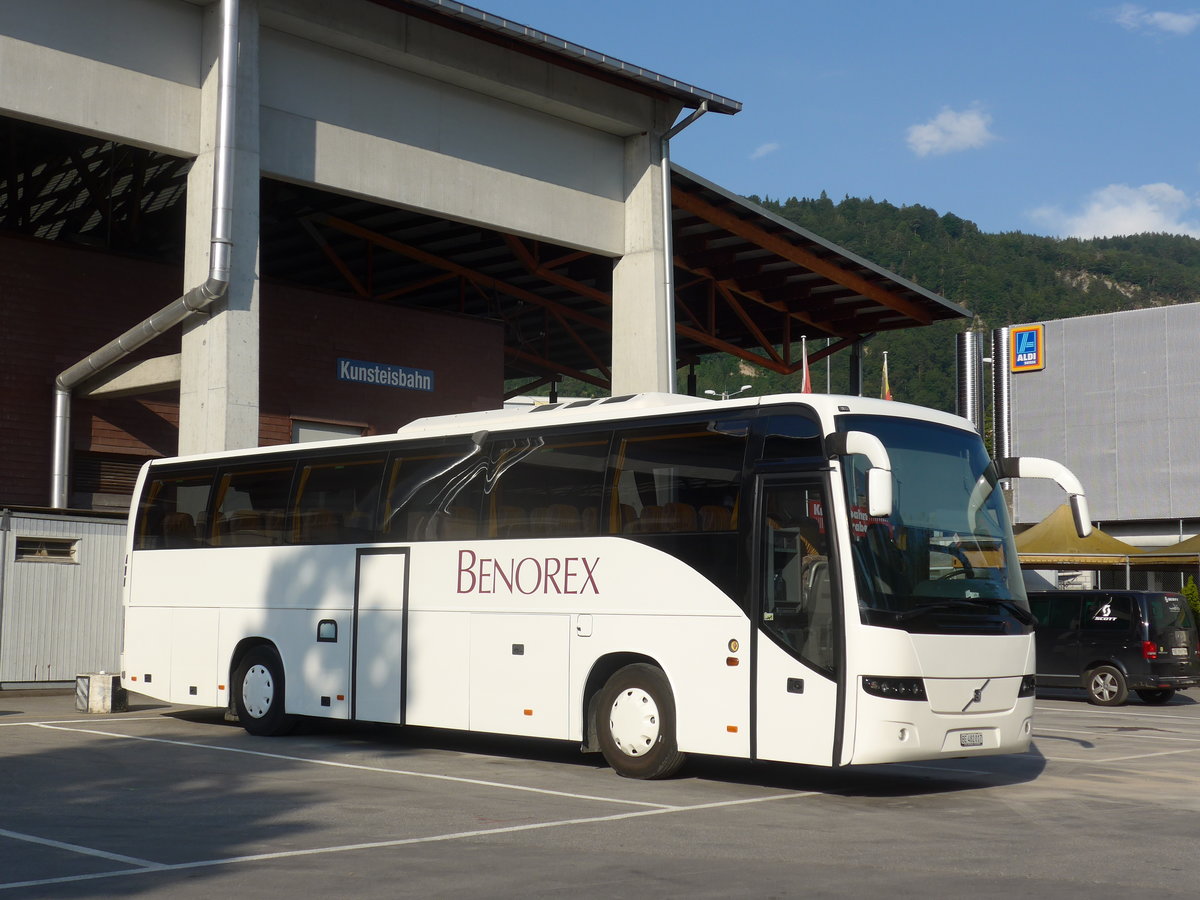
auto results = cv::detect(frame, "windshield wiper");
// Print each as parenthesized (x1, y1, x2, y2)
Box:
(894, 598, 1034, 625)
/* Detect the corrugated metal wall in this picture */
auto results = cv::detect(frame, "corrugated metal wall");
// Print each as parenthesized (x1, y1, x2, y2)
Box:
(1011, 304, 1200, 526)
(0, 511, 125, 684)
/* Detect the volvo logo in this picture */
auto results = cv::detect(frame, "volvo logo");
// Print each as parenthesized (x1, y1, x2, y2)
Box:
(961, 678, 991, 712)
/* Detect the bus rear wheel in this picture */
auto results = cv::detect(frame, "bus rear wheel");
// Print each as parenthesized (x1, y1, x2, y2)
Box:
(595, 664, 685, 779)
(234, 645, 297, 736)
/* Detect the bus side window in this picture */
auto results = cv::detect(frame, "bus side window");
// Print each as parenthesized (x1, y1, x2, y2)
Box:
(291, 455, 385, 544)
(485, 433, 610, 539)
(609, 422, 745, 535)
(379, 440, 483, 541)
(210, 464, 295, 546)
(135, 469, 214, 550)
(759, 413, 823, 460)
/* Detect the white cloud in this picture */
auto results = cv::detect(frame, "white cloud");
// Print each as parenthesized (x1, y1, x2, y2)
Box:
(905, 105, 996, 157)
(750, 141, 781, 160)
(1030, 182, 1200, 238)
(1112, 4, 1200, 34)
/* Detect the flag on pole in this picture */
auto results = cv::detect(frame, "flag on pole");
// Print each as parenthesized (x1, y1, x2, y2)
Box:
(881, 351, 893, 401)
(800, 336, 812, 393)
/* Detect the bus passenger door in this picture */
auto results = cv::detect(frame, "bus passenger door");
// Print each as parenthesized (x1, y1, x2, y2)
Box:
(352, 548, 409, 724)
(753, 478, 842, 766)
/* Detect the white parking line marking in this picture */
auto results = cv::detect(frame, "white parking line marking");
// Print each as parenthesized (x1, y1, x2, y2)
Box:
(0, 791, 816, 892)
(1035, 726, 1200, 744)
(1091, 747, 1200, 762)
(1035, 705, 1200, 724)
(0, 716, 164, 728)
(0, 828, 161, 869)
(1040, 746, 1200, 763)
(30, 723, 675, 810)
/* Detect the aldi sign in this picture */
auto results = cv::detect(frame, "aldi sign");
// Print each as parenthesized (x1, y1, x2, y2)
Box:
(1010, 325, 1045, 373)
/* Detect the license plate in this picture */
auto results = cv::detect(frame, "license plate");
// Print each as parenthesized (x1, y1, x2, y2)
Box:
(1172, 648, 1188, 657)
(959, 731, 983, 747)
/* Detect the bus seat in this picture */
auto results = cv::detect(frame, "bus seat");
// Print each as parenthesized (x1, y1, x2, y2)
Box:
(699, 505, 732, 532)
(495, 505, 528, 539)
(635, 506, 665, 533)
(162, 512, 196, 548)
(547, 504, 580, 533)
(299, 509, 340, 543)
(662, 502, 697, 532)
(440, 506, 478, 539)
(227, 510, 268, 546)
(343, 511, 374, 541)
(580, 506, 598, 535)
(530, 504, 579, 536)
(618, 503, 637, 533)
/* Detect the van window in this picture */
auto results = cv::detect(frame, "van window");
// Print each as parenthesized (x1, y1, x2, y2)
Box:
(1081, 595, 1133, 633)
(1148, 594, 1198, 633)
(1032, 595, 1079, 629)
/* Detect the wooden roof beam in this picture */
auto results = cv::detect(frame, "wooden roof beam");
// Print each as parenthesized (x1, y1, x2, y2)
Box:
(672, 187, 933, 326)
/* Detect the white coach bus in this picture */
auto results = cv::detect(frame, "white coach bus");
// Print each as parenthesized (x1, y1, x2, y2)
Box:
(122, 392, 1089, 778)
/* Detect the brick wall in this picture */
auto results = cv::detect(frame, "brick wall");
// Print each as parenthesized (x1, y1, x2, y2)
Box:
(0, 235, 504, 509)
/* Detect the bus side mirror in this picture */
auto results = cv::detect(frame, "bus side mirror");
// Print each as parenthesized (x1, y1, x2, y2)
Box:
(828, 431, 893, 519)
(998, 456, 1092, 538)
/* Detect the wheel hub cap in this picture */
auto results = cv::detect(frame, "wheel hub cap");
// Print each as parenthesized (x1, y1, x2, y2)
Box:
(1092, 673, 1118, 701)
(608, 687, 660, 757)
(242, 664, 275, 718)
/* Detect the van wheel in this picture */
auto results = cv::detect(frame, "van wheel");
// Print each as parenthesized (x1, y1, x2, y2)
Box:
(234, 646, 297, 736)
(1085, 666, 1128, 706)
(595, 664, 685, 779)
(1135, 688, 1176, 705)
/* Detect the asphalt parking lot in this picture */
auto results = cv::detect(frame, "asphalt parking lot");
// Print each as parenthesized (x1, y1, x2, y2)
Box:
(3, 689, 1200, 899)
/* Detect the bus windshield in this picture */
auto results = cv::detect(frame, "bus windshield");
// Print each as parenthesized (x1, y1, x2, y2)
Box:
(838, 414, 1030, 635)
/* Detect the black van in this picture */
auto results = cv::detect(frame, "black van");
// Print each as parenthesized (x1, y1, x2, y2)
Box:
(1028, 590, 1200, 705)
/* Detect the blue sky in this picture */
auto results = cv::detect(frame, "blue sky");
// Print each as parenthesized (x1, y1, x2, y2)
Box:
(478, 1, 1200, 239)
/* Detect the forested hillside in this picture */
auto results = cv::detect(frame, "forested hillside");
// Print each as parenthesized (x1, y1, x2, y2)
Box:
(515, 194, 1200, 412)
(728, 193, 1200, 410)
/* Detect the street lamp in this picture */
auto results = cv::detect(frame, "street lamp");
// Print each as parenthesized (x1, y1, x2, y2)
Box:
(704, 384, 752, 400)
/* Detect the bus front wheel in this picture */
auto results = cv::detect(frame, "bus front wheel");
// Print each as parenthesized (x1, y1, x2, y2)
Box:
(595, 664, 685, 779)
(234, 645, 297, 736)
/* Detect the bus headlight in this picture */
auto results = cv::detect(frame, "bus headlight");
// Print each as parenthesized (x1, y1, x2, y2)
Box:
(862, 676, 927, 701)
(1018, 675, 1036, 698)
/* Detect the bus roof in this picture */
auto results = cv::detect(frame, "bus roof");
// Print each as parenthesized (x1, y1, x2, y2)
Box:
(143, 393, 976, 467)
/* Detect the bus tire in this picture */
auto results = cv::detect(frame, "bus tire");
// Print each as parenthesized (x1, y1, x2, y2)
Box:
(1085, 665, 1128, 706)
(595, 664, 685, 779)
(1135, 688, 1175, 705)
(234, 645, 297, 736)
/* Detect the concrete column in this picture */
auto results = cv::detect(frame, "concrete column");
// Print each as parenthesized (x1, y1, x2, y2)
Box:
(179, 0, 261, 455)
(610, 104, 676, 395)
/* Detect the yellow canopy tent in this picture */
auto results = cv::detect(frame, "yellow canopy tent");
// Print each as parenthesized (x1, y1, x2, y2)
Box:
(1130, 533, 1200, 569)
(1016, 503, 1142, 567)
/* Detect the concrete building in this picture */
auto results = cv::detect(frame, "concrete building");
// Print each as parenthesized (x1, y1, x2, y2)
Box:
(1008, 304, 1200, 552)
(0, 0, 969, 683)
